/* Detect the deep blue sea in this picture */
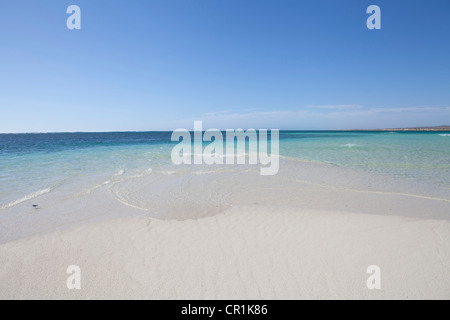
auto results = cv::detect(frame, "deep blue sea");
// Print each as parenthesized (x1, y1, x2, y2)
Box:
(1, 131, 449, 209)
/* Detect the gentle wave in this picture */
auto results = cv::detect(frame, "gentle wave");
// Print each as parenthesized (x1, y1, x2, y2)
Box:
(342, 144, 358, 148)
(183, 153, 249, 158)
(78, 180, 112, 196)
(439, 134, 450, 137)
(0, 188, 51, 210)
(114, 169, 125, 176)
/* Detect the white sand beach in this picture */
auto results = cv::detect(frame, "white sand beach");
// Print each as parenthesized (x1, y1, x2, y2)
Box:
(1, 158, 450, 299)
(2, 0, 450, 302)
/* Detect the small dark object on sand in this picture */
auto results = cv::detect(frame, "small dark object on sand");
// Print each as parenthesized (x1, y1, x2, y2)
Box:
(32, 205, 39, 209)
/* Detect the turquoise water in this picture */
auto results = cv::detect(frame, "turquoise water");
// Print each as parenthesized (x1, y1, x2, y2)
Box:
(0, 131, 449, 208)
(280, 131, 450, 187)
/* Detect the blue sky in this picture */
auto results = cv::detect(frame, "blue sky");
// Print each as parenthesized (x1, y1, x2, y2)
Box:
(0, 0, 449, 132)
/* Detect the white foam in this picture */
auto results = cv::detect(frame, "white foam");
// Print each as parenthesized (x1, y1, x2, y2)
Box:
(114, 169, 125, 176)
(80, 180, 112, 196)
(0, 188, 51, 210)
(439, 134, 450, 137)
(92, 180, 110, 189)
(342, 144, 358, 148)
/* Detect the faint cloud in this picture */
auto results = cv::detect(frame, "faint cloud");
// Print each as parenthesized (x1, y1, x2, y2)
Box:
(304, 104, 364, 110)
(169, 105, 450, 130)
(201, 110, 233, 117)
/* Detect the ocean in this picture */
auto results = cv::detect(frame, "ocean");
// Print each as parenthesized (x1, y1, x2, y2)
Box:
(0, 131, 449, 210)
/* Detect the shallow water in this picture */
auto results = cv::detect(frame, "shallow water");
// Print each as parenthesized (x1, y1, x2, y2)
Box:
(0, 131, 449, 209)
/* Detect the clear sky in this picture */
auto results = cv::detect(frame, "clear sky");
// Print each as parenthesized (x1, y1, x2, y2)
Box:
(0, 0, 449, 132)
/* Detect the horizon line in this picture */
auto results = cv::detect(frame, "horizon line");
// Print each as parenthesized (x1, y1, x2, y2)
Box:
(1, 125, 449, 135)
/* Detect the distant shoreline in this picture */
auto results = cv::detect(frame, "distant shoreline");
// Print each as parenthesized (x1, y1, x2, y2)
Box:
(350, 126, 450, 132)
